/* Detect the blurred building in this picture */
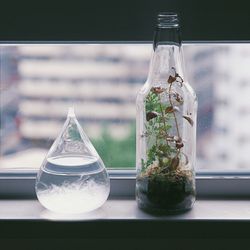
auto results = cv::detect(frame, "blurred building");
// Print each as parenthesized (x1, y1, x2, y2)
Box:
(0, 46, 20, 155)
(184, 44, 217, 169)
(0, 44, 222, 169)
(205, 44, 250, 170)
(17, 45, 150, 146)
(2, 43, 250, 170)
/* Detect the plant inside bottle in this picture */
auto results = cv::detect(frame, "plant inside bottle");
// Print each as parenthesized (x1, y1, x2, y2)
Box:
(136, 13, 197, 213)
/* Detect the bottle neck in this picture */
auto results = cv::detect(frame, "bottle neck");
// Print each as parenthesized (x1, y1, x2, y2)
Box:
(153, 27, 181, 50)
(148, 27, 184, 85)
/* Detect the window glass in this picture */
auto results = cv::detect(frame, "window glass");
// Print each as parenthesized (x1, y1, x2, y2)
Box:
(0, 43, 249, 171)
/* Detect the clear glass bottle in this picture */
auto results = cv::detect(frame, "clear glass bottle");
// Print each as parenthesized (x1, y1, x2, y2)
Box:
(136, 13, 197, 213)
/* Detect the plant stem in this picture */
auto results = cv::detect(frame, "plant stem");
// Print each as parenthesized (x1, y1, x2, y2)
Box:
(168, 83, 182, 160)
(158, 95, 169, 146)
(168, 83, 180, 138)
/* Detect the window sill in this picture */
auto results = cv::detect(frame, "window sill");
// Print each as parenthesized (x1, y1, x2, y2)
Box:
(2, 170, 250, 198)
(1, 198, 250, 240)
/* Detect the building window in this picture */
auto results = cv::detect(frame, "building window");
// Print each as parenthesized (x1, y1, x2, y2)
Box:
(1, 43, 250, 172)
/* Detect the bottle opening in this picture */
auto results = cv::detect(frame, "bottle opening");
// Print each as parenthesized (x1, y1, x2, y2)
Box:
(157, 12, 179, 28)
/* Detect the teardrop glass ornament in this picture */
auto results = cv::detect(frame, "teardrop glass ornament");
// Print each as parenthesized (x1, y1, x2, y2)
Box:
(35, 107, 110, 214)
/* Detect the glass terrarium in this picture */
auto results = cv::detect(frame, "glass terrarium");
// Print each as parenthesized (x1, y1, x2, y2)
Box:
(136, 13, 197, 213)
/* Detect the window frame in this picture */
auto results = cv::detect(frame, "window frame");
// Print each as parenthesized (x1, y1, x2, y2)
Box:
(1, 169, 250, 198)
(1, 41, 250, 198)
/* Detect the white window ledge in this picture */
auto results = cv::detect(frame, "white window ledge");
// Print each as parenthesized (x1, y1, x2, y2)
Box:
(0, 198, 250, 221)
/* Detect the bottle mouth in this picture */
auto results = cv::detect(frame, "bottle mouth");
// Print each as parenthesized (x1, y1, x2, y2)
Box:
(157, 12, 179, 28)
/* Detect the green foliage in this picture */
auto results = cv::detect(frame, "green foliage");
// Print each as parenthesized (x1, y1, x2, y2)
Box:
(143, 143, 177, 171)
(144, 88, 177, 171)
(92, 123, 136, 169)
(146, 91, 162, 113)
(145, 145, 157, 167)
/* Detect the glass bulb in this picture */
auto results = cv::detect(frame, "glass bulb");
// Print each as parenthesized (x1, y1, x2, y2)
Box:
(35, 107, 110, 214)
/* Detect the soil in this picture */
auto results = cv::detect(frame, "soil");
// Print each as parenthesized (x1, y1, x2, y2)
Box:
(136, 169, 195, 214)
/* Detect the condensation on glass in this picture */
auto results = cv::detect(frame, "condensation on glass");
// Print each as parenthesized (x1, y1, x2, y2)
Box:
(136, 13, 197, 213)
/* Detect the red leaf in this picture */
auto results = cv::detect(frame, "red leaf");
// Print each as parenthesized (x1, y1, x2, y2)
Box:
(170, 157, 179, 169)
(174, 93, 184, 105)
(176, 141, 184, 149)
(183, 115, 194, 126)
(151, 87, 164, 94)
(167, 75, 176, 84)
(165, 106, 180, 114)
(165, 106, 174, 113)
(146, 111, 158, 121)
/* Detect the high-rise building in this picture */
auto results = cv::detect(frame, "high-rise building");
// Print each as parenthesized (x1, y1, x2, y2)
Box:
(206, 44, 250, 170)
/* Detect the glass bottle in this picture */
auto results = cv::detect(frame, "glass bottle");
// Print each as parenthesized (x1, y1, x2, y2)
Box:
(136, 13, 197, 213)
(36, 107, 110, 214)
